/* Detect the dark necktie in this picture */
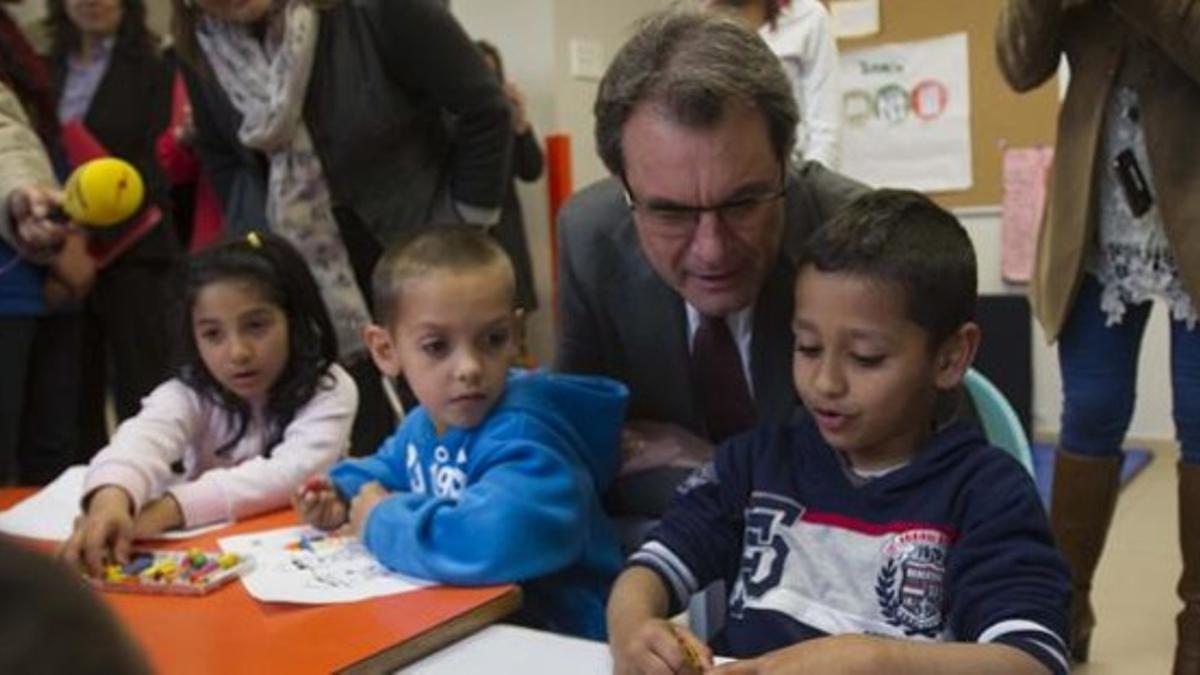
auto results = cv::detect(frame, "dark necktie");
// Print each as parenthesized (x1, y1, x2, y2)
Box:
(691, 314, 756, 443)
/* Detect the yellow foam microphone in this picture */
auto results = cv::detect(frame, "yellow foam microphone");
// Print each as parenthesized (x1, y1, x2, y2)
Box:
(54, 157, 145, 228)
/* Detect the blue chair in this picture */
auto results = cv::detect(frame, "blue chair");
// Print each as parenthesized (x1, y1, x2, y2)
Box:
(963, 368, 1035, 477)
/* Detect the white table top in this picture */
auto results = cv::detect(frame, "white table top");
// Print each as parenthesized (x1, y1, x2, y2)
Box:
(403, 624, 613, 674)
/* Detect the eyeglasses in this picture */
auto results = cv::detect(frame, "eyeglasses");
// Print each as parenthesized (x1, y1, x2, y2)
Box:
(621, 172, 786, 234)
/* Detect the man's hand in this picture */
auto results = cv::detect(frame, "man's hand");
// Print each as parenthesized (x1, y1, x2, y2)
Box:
(44, 231, 95, 307)
(619, 420, 715, 477)
(292, 474, 349, 531)
(7, 185, 67, 255)
(343, 481, 390, 537)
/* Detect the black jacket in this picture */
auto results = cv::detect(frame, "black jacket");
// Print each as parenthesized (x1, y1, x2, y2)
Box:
(51, 41, 178, 264)
(183, 0, 512, 246)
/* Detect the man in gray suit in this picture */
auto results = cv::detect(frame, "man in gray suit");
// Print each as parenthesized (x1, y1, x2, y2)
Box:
(555, 9, 864, 525)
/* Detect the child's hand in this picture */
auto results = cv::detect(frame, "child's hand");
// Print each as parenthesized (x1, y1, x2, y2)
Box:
(707, 635, 881, 674)
(292, 475, 348, 531)
(612, 619, 712, 675)
(132, 494, 184, 538)
(343, 481, 390, 538)
(58, 486, 136, 577)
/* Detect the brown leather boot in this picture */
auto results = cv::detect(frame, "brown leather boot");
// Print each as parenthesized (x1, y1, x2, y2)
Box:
(1176, 462, 1200, 675)
(1050, 449, 1122, 663)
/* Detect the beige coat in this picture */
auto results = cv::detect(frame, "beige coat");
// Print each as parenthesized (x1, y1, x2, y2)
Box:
(996, 0, 1200, 340)
(0, 80, 56, 261)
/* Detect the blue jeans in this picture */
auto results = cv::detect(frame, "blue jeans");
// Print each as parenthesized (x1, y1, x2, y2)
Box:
(1059, 275, 1200, 464)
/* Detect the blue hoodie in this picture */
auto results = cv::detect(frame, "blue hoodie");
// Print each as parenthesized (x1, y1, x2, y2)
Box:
(329, 370, 628, 640)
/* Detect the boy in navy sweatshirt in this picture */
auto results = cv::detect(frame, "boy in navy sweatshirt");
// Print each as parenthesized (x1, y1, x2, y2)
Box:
(608, 190, 1070, 674)
(295, 226, 627, 640)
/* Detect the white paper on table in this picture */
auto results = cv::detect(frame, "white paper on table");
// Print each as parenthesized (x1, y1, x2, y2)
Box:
(407, 625, 735, 674)
(0, 465, 230, 541)
(218, 525, 432, 604)
(830, 0, 880, 38)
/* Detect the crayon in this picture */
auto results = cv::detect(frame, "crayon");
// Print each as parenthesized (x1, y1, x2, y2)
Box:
(673, 626, 702, 671)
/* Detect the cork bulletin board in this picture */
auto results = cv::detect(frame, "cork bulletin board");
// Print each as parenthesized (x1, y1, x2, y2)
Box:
(836, 0, 1060, 208)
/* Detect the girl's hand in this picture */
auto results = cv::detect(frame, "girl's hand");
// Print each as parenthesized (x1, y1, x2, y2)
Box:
(292, 475, 348, 531)
(343, 481, 390, 538)
(612, 619, 711, 675)
(132, 494, 184, 538)
(58, 486, 136, 577)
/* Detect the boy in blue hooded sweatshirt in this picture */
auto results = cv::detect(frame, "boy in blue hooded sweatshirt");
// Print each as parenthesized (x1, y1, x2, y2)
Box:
(295, 225, 627, 640)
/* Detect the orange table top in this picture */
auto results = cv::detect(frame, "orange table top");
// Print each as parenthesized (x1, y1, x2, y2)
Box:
(0, 488, 521, 674)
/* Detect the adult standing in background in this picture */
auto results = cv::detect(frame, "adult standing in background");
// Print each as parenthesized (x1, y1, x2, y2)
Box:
(46, 0, 179, 461)
(708, 0, 842, 168)
(0, 1, 90, 486)
(0, 79, 88, 486)
(997, 1, 1200, 671)
(170, 0, 512, 454)
(555, 8, 863, 538)
(477, 38, 542, 318)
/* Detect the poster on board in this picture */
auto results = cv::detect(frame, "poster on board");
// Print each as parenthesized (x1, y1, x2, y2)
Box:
(839, 32, 972, 192)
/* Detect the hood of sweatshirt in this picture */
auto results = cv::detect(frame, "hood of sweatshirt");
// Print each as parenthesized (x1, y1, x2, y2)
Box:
(501, 369, 629, 491)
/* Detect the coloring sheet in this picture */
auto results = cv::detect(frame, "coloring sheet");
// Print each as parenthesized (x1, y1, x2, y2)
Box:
(218, 525, 432, 604)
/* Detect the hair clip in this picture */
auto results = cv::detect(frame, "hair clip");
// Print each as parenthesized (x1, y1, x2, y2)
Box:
(246, 232, 263, 249)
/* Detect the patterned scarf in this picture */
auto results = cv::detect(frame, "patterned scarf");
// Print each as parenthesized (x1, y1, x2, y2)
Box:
(196, 1, 370, 359)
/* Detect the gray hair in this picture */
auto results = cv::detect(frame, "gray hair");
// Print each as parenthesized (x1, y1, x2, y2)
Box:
(594, 8, 798, 177)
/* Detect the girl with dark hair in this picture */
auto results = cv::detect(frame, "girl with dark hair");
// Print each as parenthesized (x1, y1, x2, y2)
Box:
(60, 233, 358, 576)
(45, 0, 181, 460)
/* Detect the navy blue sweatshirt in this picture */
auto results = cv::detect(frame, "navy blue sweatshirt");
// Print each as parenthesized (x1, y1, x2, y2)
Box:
(630, 418, 1071, 674)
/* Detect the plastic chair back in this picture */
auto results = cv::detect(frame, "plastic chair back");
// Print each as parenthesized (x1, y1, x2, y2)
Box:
(963, 368, 1034, 477)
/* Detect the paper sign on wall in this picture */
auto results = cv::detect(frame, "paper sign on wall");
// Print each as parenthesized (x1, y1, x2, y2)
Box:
(1001, 146, 1055, 284)
(839, 33, 973, 192)
(830, 0, 880, 38)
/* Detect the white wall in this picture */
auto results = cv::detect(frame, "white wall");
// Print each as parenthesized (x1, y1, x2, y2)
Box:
(452, 0, 670, 366)
(959, 208, 1175, 441)
(451, 0, 558, 365)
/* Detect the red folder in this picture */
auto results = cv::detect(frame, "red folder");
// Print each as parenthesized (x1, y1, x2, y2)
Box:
(60, 120, 162, 268)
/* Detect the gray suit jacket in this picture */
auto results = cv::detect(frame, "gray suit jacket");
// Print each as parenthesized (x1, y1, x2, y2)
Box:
(555, 162, 865, 517)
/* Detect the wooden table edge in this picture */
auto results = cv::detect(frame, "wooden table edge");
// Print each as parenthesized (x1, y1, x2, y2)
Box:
(337, 584, 524, 674)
